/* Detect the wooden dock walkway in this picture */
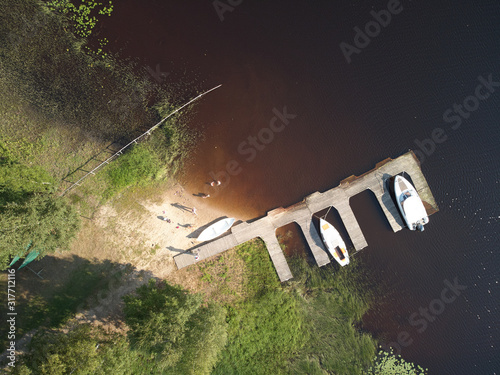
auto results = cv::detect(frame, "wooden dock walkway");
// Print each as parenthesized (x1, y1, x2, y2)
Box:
(174, 151, 438, 282)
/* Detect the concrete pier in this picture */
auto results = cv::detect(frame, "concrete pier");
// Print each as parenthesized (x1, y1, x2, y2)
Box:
(174, 151, 438, 282)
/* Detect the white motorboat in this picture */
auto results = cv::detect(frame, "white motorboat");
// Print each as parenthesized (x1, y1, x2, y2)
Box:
(394, 175, 429, 231)
(197, 218, 235, 242)
(319, 218, 349, 266)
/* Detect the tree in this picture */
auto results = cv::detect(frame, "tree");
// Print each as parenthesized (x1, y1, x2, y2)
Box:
(123, 279, 228, 374)
(14, 325, 101, 375)
(0, 158, 55, 205)
(174, 303, 228, 375)
(13, 325, 143, 375)
(0, 193, 80, 269)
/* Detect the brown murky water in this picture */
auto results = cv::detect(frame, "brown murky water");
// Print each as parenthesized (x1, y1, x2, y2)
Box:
(97, 1, 500, 373)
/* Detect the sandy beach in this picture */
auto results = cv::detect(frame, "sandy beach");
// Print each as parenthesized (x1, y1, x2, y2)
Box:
(71, 181, 231, 280)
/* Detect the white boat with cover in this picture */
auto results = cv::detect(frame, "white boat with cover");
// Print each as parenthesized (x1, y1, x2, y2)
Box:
(197, 218, 235, 242)
(394, 175, 429, 231)
(319, 218, 349, 266)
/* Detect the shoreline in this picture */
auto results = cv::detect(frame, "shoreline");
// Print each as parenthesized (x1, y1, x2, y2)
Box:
(69, 180, 232, 279)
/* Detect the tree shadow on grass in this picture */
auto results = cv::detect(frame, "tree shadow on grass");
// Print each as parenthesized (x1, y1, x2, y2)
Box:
(0, 254, 154, 357)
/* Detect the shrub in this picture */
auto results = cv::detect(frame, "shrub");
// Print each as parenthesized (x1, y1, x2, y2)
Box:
(105, 144, 161, 196)
(123, 279, 228, 374)
(0, 156, 55, 205)
(0, 194, 80, 269)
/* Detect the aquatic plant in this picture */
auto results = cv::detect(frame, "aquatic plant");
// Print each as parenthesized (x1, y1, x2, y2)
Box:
(46, 0, 113, 38)
(365, 348, 428, 375)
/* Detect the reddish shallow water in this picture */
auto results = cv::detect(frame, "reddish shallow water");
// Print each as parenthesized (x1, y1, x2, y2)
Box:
(97, 0, 377, 220)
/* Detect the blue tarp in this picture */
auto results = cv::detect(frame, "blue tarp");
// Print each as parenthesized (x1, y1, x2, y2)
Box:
(18, 251, 40, 269)
(9, 242, 40, 269)
(8, 256, 20, 267)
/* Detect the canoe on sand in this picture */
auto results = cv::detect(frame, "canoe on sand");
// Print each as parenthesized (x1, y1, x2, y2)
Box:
(197, 218, 235, 242)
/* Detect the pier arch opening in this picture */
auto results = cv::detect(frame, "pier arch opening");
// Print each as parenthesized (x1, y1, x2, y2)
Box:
(275, 222, 316, 266)
(350, 189, 394, 245)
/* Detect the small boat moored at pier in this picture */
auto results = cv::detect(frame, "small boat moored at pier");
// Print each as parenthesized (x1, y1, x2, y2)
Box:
(319, 218, 350, 266)
(394, 175, 429, 231)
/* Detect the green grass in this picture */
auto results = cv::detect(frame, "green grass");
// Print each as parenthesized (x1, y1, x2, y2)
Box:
(204, 240, 379, 375)
(104, 144, 161, 197)
(235, 239, 281, 296)
(212, 240, 306, 375)
(0, 153, 56, 205)
(287, 256, 377, 374)
(215, 290, 305, 375)
(5, 241, 426, 374)
(102, 114, 197, 200)
(0, 0, 197, 213)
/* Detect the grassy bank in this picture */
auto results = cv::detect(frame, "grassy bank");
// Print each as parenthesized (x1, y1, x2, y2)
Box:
(0, 259, 121, 343)
(0, 0, 198, 249)
(0, 0, 197, 207)
(211, 240, 306, 375)
(10, 240, 427, 374)
(0, 0, 200, 362)
(287, 257, 377, 374)
(204, 240, 377, 374)
(190, 239, 426, 374)
(1, 2, 427, 374)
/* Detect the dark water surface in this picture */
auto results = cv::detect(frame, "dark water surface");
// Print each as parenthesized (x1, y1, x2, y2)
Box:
(99, 1, 500, 373)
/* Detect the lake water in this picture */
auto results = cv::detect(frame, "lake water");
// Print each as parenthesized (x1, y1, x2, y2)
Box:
(99, 1, 500, 373)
